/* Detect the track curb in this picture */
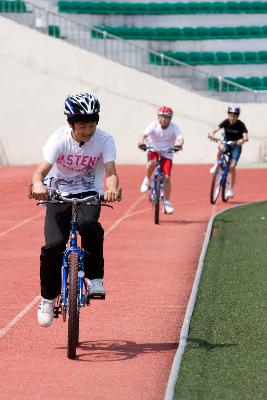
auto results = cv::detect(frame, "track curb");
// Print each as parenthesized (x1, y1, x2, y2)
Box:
(164, 202, 257, 400)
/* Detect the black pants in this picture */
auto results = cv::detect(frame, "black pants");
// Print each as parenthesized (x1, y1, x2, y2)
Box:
(40, 200, 104, 299)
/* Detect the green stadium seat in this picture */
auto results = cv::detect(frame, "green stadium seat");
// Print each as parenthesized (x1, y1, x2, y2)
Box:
(48, 25, 61, 38)
(226, 1, 240, 13)
(216, 52, 230, 63)
(235, 26, 250, 38)
(253, 1, 265, 12)
(171, 3, 189, 14)
(235, 77, 249, 88)
(188, 52, 202, 64)
(262, 77, 267, 88)
(208, 77, 219, 90)
(221, 27, 236, 38)
(0, 0, 27, 12)
(175, 52, 189, 63)
(212, 2, 226, 13)
(182, 27, 196, 39)
(195, 27, 209, 39)
(258, 51, 267, 62)
(249, 26, 263, 37)
(262, 25, 267, 35)
(202, 52, 216, 64)
(208, 27, 223, 38)
(247, 76, 262, 89)
(230, 52, 244, 63)
(244, 52, 258, 63)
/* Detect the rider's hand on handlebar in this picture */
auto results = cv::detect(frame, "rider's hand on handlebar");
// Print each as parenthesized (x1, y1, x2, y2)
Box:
(208, 132, 216, 141)
(138, 143, 147, 151)
(104, 188, 122, 203)
(31, 182, 49, 201)
(174, 144, 183, 152)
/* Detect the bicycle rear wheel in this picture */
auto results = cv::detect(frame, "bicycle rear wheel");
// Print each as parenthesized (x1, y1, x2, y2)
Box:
(154, 175, 161, 224)
(67, 251, 79, 359)
(210, 165, 222, 204)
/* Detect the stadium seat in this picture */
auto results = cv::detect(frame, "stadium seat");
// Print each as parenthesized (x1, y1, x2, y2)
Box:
(221, 27, 236, 38)
(188, 52, 202, 64)
(175, 52, 189, 63)
(262, 77, 267, 88)
(202, 52, 216, 64)
(247, 76, 262, 89)
(216, 52, 230, 63)
(244, 52, 258, 63)
(48, 25, 61, 38)
(182, 27, 196, 39)
(235, 77, 249, 89)
(195, 27, 209, 39)
(230, 52, 244, 63)
(208, 27, 223, 38)
(258, 51, 267, 62)
(235, 26, 250, 38)
(248, 26, 263, 37)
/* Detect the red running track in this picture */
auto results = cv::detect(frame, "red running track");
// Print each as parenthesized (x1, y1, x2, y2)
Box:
(0, 165, 266, 400)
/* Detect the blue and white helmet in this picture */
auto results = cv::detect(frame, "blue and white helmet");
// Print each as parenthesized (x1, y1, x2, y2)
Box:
(64, 92, 100, 115)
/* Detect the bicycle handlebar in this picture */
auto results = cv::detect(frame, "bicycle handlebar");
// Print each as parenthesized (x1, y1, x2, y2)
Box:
(138, 144, 182, 153)
(37, 188, 122, 206)
(211, 138, 237, 146)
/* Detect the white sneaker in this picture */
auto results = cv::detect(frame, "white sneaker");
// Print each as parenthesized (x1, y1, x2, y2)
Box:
(164, 200, 175, 214)
(89, 279, 106, 298)
(209, 163, 218, 174)
(140, 177, 150, 193)
(225, 186, 234, 199)
(37, 297, 55, 327)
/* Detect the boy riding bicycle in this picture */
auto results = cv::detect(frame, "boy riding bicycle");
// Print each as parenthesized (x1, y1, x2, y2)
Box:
(31, 92, 120, 327)
(208, 104, 249, 199)
(138, 106, 184, 214)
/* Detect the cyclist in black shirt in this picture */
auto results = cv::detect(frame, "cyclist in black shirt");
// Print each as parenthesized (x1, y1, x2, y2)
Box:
(208, 104, 249, 199)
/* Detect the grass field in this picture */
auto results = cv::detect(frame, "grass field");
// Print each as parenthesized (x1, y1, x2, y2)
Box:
(174, 202, 267, 400)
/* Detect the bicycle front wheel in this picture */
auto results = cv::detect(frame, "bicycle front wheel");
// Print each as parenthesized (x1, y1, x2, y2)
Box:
(210, 165, 222, 204)
(67, 251, 79, 359)
(154, 175, 161, 224)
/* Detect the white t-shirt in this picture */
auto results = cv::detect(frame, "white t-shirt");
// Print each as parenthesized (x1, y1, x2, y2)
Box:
(43, 126, 116, 195)
(144, 120, 183, 159)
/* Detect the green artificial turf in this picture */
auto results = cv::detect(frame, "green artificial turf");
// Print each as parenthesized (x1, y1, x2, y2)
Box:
(174, 202, 267, 400)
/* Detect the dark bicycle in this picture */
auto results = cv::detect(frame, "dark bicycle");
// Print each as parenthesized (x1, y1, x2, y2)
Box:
(139, 145, 181, 224)
(210, 139, 236, 204)
(38, 190, 121, 359)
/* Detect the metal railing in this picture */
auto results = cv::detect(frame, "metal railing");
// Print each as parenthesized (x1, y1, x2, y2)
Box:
(1, 0, 267, 102)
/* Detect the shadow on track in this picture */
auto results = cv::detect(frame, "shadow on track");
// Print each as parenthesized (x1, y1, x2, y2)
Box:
(161, 220, 207, 225)
(56, 340, 177, 362)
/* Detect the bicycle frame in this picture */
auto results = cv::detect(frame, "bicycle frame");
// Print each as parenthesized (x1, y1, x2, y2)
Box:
(61, 201, 86, 313)
(151, 156, 165, 204)
(218, 150, 230, 187)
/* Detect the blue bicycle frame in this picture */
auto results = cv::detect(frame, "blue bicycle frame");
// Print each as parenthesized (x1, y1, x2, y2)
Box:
(151, 158, 164, 204)
(61, 202, 86, 311)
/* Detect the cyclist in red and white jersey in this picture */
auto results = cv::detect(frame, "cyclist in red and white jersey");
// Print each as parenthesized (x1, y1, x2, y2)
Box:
(138, 106, 184, 214)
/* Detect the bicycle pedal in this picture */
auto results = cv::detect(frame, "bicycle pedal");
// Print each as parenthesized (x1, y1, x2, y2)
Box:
(89, 294, 106, 300)
(53, 306, 61, 318)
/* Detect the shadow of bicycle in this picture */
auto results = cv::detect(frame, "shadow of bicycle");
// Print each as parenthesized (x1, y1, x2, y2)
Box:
(56, 340, 178, 362)
(187, 337, 237, 351)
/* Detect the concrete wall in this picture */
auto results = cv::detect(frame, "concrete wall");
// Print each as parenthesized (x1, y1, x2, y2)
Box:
(0, 16, 267, 165)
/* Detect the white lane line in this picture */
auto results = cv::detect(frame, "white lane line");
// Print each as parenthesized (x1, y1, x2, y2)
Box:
(0, 296, 41, 338)
(0, 195, 147, 339)
(0, 211, 45, 237)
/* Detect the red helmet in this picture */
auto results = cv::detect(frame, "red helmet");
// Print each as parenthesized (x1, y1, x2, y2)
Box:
(157, 106, 173, 118)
